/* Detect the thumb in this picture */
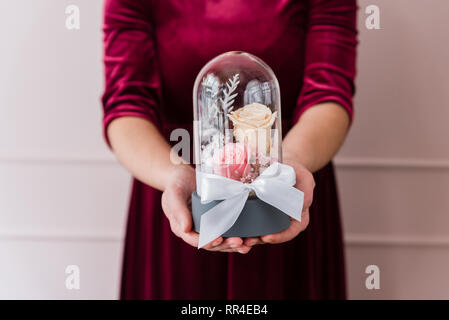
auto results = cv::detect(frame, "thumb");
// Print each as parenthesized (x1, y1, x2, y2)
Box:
(170, 188, 193, 233)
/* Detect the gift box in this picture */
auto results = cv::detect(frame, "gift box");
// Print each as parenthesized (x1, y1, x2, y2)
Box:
(192, 51, 304, 248)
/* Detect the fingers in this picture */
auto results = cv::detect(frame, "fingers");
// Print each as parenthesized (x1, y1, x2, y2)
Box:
(162, 185, 193, 237)
(220, 245, 252, 254)
(179, 231, 200, 247)
(171, 190, 193, 233)
(295, 168, 315, 210)
(244, 237, 264, 247)
(177, 232, 250, 254)
(206, 237, 247, 253)
(201, 237, 251, 254)
(261, 211, 310, 244)
(201, 237, 224, 249)
(201, 237, 238, 250)
(215, 237, 251, 254)
(211, 237, 242, 250)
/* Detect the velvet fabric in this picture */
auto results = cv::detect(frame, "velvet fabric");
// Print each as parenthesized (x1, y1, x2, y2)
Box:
(102, 0, 357, 299)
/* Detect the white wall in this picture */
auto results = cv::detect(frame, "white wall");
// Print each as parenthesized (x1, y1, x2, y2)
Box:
(336, 0, 449, 299)
(0, 0, 447, 299)
(0, 0, 130, 299)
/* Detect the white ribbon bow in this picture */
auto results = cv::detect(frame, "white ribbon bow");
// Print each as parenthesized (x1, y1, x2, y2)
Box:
(196, 162, 304, 248)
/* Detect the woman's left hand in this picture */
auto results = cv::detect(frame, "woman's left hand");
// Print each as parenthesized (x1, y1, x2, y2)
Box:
(243, 155, 315, 247)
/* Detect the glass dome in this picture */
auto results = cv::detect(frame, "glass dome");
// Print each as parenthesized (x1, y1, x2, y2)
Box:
(193, 51, 282, 184)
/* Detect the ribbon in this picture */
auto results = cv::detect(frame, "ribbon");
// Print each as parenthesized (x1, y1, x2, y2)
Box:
(196, 162, 304, 248)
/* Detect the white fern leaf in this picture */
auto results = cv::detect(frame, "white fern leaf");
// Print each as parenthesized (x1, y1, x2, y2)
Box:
(228, 93, 238, 101)
(225, 99, 235, 109)
(221, 73, 240, 112)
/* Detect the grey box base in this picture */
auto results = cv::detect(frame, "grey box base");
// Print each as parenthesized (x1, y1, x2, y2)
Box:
(192, 191, 291, 238)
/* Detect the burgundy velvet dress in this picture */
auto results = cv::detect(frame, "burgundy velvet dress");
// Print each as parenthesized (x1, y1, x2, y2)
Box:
(102, 0, 357, 300)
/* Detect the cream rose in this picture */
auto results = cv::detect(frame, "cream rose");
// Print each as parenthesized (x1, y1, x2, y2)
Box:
(228, 103, 277, 155)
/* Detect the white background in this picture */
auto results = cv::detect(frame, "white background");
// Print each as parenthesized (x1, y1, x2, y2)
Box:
(0, 0, 448, 299)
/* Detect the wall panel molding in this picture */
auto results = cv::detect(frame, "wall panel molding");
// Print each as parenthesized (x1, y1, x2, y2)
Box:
(0, 230, 123, 242)
(335, 157, 449, 170)
(345, 234, 449, 247)
(3, 230, 449, 248)
(0, 155, 118, 165)
(2, 155, 449, 169)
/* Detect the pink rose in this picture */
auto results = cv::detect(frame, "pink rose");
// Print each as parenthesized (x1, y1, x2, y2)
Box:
(212, 143, 249, 181)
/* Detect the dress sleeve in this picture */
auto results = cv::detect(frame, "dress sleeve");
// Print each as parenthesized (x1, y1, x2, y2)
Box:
(101, 0, 162, 147)
(293, 0, 358, 124)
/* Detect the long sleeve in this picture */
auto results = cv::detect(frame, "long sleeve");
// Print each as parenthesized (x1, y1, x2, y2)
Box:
(101, 0, 162, 147)
(293, 0, 358, 123)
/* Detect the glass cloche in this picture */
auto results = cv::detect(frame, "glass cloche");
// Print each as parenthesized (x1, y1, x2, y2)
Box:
(192, 51, 291, 241)
(193, 51, 282, 184)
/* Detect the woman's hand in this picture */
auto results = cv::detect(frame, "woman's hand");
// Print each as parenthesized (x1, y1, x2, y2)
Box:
(161, 164, 252, 254)
(244, 154, 315, 247)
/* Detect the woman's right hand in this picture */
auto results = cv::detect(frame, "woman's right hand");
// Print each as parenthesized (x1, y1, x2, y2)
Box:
(161, 164, 252, 254)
